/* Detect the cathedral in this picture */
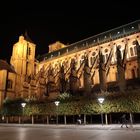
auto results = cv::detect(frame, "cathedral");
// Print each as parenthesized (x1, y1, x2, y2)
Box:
(0, 20, 140, 108)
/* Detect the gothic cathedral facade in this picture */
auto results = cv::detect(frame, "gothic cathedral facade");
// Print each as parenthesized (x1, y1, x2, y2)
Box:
(0, 20, 140, 108)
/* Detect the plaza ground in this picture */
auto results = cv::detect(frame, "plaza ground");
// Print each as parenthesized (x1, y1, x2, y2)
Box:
(0, 124, 140, 140)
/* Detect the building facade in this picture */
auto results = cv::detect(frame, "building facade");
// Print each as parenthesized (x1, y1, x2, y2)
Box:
(0, 20, 140, 108)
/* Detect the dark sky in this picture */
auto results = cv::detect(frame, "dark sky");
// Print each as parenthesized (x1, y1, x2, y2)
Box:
(0, 1, 140, 62)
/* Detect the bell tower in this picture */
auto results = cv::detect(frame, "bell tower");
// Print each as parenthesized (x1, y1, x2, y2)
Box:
(10, 33, 36, 97)
(10, 33, 36, 76)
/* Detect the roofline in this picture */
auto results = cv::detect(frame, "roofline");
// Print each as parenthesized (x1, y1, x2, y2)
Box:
(66, 20, 140, 47)
(38, 19, 140, 61)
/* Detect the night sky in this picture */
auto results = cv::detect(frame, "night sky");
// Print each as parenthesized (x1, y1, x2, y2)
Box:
(0, 1, 140, 62)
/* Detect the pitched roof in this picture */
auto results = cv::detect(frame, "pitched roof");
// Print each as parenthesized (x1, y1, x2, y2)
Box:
(0, 59, 16, 73)
(24, 31, 34, 44)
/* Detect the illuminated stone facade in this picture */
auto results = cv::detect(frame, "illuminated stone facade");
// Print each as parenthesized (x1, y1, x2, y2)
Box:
(0, 20, 140, 107)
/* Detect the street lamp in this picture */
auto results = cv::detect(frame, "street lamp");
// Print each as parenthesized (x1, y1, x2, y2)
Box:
(21, 102, 26, 124)
(55, 101, 60, 125)
(98, 97, 105, 126)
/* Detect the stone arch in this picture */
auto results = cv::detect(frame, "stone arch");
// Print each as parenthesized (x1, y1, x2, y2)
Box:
(89, 51, 97, 66)
(101, 47, 110, 63)
(79, 54, 85, 64)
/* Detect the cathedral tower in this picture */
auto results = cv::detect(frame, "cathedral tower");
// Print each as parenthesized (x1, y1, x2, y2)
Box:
(10, 33, 36, 97)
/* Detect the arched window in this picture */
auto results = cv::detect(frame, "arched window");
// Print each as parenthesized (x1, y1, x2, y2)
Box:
(29, 47, 31, 55)
(103, 49, 109, 63)
(27, 46, 31, 55)
(102, 55, 106, 63)
(90, 52, 96, 65)
(71, 58, 75, 64)
(71, 58, 77, 69)
(62, 61, 65, 66)
(80, 55, 84, 64)
(90, 57, 93, 65)
(7, 80, 13, 89)
(130, 47, 134, 56)
(134, 46, 137, 55)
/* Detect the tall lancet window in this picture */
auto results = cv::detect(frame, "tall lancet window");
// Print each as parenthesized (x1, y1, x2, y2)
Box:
(27, 43, 31, 55)
(104, 48, 109, 63)
(134, 45, 137, 55)
(90, 52, 96, 65)
(80, 55, 84, 64)
(130, 47, 134, 57)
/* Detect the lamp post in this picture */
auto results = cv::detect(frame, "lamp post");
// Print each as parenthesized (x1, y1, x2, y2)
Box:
(98, 97, 104, 126)
(55, 101, 60, 125)
(21, 102, 26, 124)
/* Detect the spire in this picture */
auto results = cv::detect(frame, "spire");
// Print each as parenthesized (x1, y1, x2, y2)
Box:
(24, 30, 34, 43)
